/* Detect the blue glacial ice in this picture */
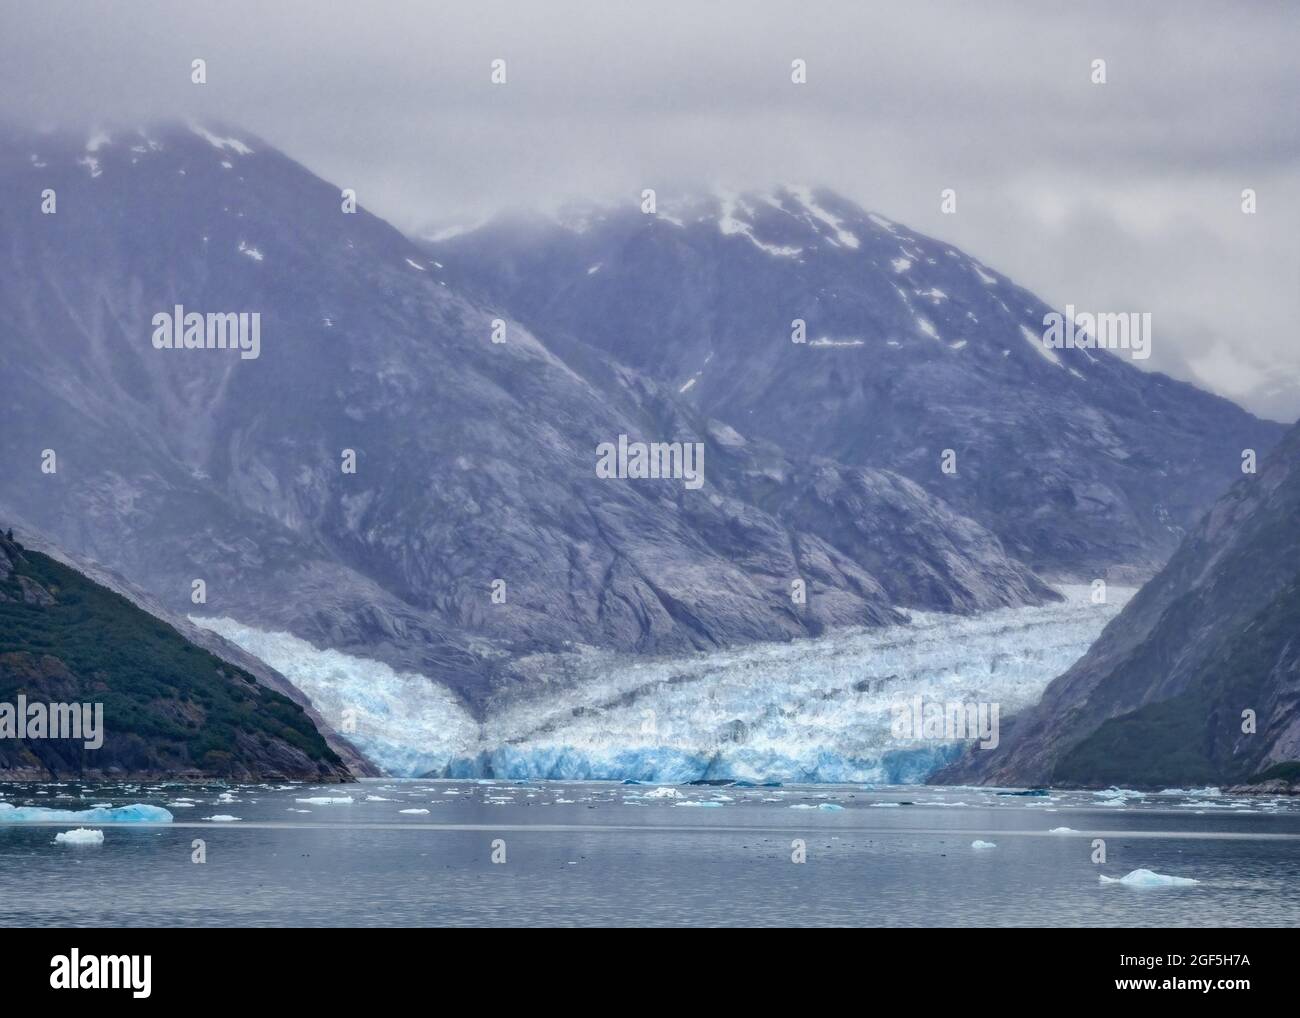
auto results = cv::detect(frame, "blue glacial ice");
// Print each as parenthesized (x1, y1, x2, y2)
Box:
(194, 584, 1130, 783)
(0, 803, 173, 824)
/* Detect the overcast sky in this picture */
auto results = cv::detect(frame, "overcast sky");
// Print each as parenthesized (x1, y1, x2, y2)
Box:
(3, 0, 1297, 420)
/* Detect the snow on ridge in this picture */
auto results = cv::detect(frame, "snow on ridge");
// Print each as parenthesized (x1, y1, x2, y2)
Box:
(1019, 323, 1062, 366)
(716, 189, 802, 257)
(189, 123, 254, 156)
(787, 185, 860, 249)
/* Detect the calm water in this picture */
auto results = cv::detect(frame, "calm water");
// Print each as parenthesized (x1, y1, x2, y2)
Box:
(1, 780, 1297, 927)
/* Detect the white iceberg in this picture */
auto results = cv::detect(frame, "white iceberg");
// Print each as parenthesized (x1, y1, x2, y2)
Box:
(971, 840, 997, 849)
(294, 796, 354, 804)
(399, 808, 430, 815)
(1100, 868, 1199, 888)
(55, 828, 104, 845)
(204, 815, 240, 822)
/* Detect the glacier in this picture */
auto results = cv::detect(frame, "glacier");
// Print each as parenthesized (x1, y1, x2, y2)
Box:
(194, 584, 1130, 783)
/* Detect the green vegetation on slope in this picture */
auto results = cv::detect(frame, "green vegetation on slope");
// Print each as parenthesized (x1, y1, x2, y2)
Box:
(0, 533, 344, 779)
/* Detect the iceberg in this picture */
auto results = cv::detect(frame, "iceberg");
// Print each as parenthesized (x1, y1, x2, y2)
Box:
(55, 828, 105, 845)
(1100, 869, 1199, 888)
(204, 815, 240, 822)
(196, 585, 1129, 783)
(971, 840, 997, 849)
(0, 803, 172, 824)
(294, 796, 354, 804)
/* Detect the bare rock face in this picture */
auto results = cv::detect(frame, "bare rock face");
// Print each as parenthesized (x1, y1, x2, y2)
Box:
(936, 420, 1300, 788)
(427, 189, 1283, 579)
(0, 123, 1064, 712)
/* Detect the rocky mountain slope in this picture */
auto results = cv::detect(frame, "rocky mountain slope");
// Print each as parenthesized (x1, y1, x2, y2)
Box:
(0, 123, 1056, 710)
(936, 419, 1300, 788)
(427, 190, 1283, 578)
(0, 531, 350, 781)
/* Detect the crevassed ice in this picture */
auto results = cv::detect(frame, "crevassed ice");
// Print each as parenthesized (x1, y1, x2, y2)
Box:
(194, 585, 1129, 783)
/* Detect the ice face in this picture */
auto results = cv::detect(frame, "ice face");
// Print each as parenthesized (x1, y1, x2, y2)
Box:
(195, 585, 1129, 782)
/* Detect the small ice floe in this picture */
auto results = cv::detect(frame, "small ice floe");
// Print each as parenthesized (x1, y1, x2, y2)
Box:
(364, 795, 393, 802)
(554, 798, 575, 804)
(1048, 827, 1077, 833)
(870, 802, 902, 808)
(399, 808, 430, 815)
(971, 840, 997, 850)
(643, 787, 682, 800)
(1100, 869, 1198, 888)
(204, 815, 240, 822)
(88, 803, 113, 809)
(675, 800, 724, 808)
(287, 809, 311, 814)
(789, 804, 816, 810)
(817, 803, 845, 812)
(166, 802, 196, 808)
(294, 796, 354, 805)
(55, 828, 104, 846)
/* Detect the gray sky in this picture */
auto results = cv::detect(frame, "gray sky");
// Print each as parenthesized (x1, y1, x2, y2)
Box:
(3, 0, 1298, 420)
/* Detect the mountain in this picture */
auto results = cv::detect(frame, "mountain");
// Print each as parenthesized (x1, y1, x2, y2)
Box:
(936, 419, 1300, 789)
(425, 189, 1285, 578)
(0, 123, 1053, 713)
(0, 530, 350, 781)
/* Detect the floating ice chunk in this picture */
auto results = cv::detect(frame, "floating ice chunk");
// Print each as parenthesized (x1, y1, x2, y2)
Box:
(294, 796, 354, 804)
(1100, 869, 1199, 888)
(1048, 827, 1076, 833)
(399, 808, 430, 815)
(364, 795, 394, 802)
(204, 815, 240, 822)
(643, 787, 683, 800)
(971, 840, 997, 849)
(55, 828, 104, 845)
(0, 804, 172, 824)
(676, 800, 724, 807)
(818, 803, 845, 812)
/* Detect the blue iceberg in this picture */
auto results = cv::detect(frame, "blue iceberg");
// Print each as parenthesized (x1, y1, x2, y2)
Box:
(0, 803, 173, 824)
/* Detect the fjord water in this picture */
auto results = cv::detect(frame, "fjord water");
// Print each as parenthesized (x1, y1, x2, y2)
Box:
(2, 781, 1298, 927)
